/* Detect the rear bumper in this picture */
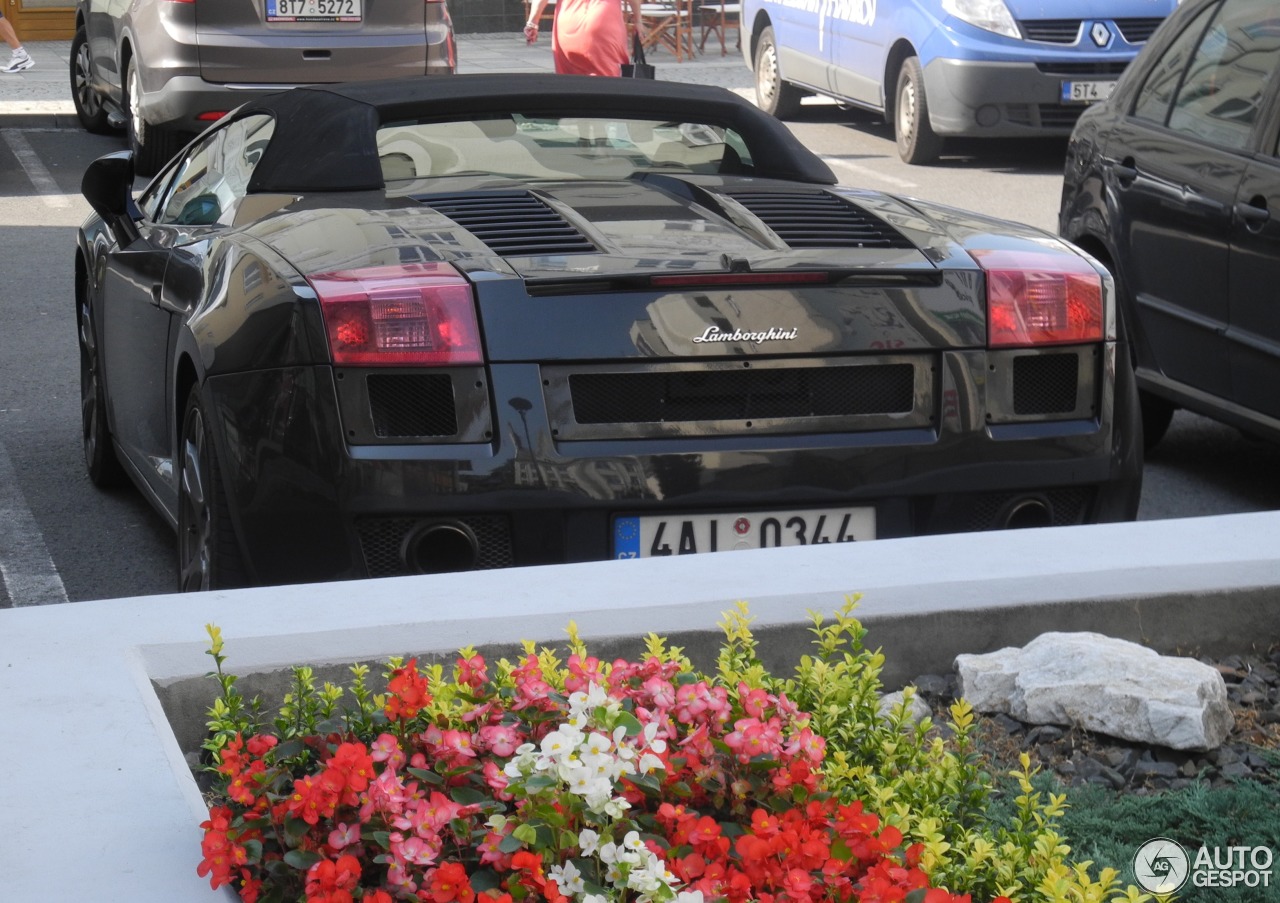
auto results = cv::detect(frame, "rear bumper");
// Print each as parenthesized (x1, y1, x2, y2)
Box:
(204, 343, 1141, 586)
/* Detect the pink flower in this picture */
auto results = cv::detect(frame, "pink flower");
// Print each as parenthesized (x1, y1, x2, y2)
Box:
(328, 822, 361, 851)
(394, 833, 443, 866)
(478, 724, 522, 757)
(371, 733, 405, 769)
(440, 729, 478, 761)
(456, 652, 488, 687)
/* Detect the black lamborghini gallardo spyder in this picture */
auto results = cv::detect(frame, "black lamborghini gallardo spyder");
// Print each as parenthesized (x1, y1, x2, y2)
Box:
(75, 74, 1141, 590)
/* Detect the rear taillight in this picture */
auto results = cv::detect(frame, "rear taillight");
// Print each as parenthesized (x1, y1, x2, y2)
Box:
(309, 263, 482, 366)
(973, 249, 1103, 348)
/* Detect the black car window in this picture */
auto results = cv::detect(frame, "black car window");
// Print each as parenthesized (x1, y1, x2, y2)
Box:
(1167, 0, 1280, 150)
(156, 114, 277, 229)
(1133, 2, 1219, 125)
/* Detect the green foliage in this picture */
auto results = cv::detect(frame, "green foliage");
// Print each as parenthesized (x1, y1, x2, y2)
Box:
(1049, 778, 1280, 903)
(713, 597, 1151, 903)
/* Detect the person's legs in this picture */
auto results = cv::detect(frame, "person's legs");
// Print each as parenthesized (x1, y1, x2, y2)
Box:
(0, 13, 21, 51)
(0, 13, 33, 73)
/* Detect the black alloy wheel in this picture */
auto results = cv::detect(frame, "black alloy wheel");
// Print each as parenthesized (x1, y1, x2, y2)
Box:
(79, 300, 126, 487)
(177, 389, 246, 591)
(70, 28, 112, 134)
(895, 56, 943, 165)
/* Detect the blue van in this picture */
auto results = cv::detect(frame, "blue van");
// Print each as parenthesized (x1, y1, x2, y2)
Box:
(741, 0, 1178, 163)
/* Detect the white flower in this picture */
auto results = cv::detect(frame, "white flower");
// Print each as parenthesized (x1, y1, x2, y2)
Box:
(637, 752, 665, 775)
(583, 895, 609, 903)
(584, 731, 613, 756)
(540, 726, 582, 761)
(578, 828, 601, 855)
(550, 861, 585, 895)
(676, 891, 706, 903)
(622, 830, 645, 852)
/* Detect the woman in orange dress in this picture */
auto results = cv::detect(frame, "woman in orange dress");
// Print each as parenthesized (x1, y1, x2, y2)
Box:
(524, 0, 630, 76)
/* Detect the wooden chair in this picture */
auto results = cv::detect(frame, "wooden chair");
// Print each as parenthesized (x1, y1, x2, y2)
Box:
(697, 0, 740, 56)
(632, 0, 696, 62)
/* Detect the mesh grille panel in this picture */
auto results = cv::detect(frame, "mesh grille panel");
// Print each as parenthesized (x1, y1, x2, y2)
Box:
(965, 488, 1092, 530)
(1013, 354, 1078, 415)
(367, 374, 458, 438)
(570, 365, 914, 425)
(356, 516, 514, 577)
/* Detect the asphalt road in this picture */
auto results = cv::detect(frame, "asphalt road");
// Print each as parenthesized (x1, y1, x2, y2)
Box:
(1, 119, 1277, 607)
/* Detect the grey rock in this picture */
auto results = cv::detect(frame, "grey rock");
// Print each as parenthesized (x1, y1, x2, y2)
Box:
(877, 689, 932, 727)
(1133, 760, 1180, 780)
(1220, 762, 1254, 779)
(955, 632, 1234, 751)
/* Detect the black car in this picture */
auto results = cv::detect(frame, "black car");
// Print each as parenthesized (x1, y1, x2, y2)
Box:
(76, 75, 1141, 591)
(1059, 0, 1280, 450)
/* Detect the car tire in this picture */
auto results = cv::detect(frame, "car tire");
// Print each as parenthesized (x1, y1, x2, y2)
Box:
(70, 28, 112, 135)
(754, 26, 803, 119)
(79, 299, 127, 488)
(126, 57, 183, 178)
(1139, 390, 1176, 452)
(895, 56, 943, 165)
(177, 388, 247, 592)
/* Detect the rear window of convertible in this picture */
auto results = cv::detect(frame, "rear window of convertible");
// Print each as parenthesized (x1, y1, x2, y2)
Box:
(375, 113, 756, 187)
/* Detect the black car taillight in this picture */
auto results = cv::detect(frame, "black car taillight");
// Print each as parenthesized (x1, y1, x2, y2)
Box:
(972, 249, 1103, 348)
(309, 263, 482, 366)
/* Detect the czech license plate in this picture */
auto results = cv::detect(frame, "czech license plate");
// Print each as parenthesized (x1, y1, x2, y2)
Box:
(1061, 80, 1116, 104)
(612, 507, 876, 559)
(266, 0, 362, 22)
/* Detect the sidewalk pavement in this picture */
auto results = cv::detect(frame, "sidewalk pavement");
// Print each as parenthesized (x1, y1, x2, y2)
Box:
(0, 33, 753, 129)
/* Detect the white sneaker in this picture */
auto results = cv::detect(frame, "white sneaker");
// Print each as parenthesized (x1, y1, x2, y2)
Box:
(1, 51, 34, 74)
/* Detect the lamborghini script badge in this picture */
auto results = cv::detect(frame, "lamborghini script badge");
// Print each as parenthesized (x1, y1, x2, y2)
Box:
(692, 326, 799, 344)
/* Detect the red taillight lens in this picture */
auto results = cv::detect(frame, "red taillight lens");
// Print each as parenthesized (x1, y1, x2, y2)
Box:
(973, 249, 1104, 348)
(309, 263, 482, 366)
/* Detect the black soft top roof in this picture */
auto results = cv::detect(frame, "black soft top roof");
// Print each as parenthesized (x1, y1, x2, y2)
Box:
(242, 74, 836, 193)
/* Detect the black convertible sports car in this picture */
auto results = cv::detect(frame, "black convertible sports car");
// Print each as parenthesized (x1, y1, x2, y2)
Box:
(76, 75, 1142, 591)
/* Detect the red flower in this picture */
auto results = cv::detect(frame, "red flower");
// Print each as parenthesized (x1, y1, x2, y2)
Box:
(305, 854, 361, 903)
(196, 806, 249, 891)
(287, 772, 341, 826)
(385, 659, 432, 722)
(425, 861, 475, 903)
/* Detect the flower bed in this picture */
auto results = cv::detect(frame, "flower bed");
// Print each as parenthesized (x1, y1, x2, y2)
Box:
(198, 599, 1148, 903)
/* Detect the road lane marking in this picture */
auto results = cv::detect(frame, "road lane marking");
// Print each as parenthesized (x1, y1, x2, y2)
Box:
(0, 437, 69, 606)
(823, 156, 918, 191)
(2, 130, 71, 209)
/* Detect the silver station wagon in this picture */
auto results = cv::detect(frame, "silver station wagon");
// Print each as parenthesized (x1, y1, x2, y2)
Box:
(70, 0, 456, 176)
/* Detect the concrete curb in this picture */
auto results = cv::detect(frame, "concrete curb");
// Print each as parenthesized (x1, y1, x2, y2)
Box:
(2, 512, 1279, 898)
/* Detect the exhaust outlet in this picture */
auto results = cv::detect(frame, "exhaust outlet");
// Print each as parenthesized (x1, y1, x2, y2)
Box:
(401, 521, 480, 574)
(998, 497, 1053, 530)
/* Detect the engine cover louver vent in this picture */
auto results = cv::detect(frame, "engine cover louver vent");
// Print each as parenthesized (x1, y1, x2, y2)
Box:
(723, 189, 914, 249)
(420, 191, 597, 256)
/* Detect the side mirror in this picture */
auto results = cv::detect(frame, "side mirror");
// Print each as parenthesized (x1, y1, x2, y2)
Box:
(81, 150, 142, 246)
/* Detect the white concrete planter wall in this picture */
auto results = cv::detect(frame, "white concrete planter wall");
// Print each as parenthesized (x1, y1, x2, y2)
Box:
(2, 512, 1279, 899)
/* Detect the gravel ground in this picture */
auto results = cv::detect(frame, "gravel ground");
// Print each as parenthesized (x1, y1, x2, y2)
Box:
(910, 645, 1280, 795)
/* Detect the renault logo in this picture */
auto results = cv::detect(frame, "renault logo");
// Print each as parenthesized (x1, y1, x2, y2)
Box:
(1090, 21, 1112, 47)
